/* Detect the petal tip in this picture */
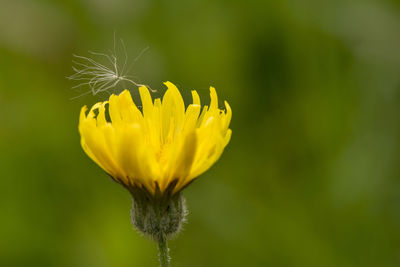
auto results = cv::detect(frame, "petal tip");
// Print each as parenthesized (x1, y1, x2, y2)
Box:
(163, 81, 173, 86)
(224, 100, 231, 110)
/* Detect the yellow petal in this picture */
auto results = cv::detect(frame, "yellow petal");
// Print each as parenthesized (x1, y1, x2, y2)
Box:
(197, 105, 208, 127)
(224, 129, 232, 146)
(223, 101, 232, 131)
(191, 90, 200, 106)
(97, 103, 107, 127)
(173, 131, 198, 192)
(139, 86, 153, 118)
(118, 90, 144, 124)
(209, 86, 218, 112)
(182, 104, 201, 134)
(80, 121, 123, 179)
(116, 124, 153, 190)
(108, 94, 122, 125)
(162, 81, 185, 138)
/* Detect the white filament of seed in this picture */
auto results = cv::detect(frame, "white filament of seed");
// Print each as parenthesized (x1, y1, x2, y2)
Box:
(68, 37, 155, 99)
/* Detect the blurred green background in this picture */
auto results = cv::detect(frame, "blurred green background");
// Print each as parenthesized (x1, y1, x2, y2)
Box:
(1, 0, 400, 266)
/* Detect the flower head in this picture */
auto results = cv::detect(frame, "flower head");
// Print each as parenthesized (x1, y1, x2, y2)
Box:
(79, 81, 232, 196)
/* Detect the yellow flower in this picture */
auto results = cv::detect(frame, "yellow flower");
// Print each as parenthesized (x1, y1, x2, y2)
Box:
(79, 81, 232, 195)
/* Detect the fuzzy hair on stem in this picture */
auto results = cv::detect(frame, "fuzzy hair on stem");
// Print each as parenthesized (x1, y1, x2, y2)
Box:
(68, 36, 155, 99)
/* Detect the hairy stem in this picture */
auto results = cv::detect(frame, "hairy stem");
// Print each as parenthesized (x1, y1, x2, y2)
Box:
(157, 235, 170, 267)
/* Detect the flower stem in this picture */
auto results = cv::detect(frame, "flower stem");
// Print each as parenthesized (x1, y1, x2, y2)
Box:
(157, 235, 170, 267)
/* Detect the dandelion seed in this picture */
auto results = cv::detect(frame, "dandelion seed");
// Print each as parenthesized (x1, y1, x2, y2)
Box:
(68, 38, 155, 99)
